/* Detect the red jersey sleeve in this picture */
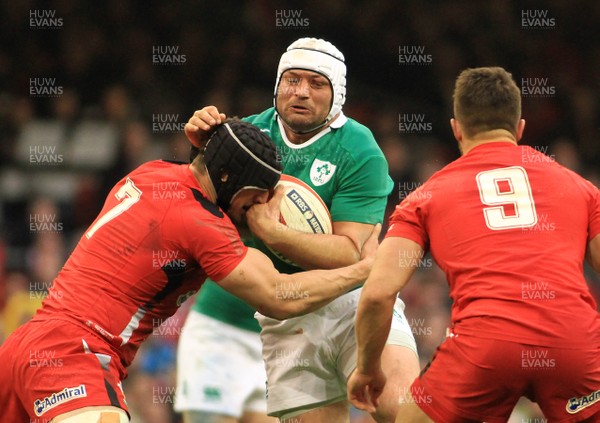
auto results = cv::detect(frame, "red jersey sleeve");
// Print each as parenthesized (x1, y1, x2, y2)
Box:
(385, 184, 430, 250)
(182, 207, 248, 282)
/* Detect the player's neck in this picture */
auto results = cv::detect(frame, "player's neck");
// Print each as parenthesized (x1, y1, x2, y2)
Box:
(281, 113, 339, 144)
(282, 123, 323, 144)
(284, 128, 314, 144)
(460, 130, 517, 155)
(189, 164, 218, 204)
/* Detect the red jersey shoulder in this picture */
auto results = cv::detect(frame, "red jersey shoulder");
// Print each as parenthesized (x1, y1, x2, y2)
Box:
(386, 179, 435, 249)
(96, 160, 245, 261)
(184, 188, 245, 253)
(129, 159, 182, 175)
(172, 183, 247, 280)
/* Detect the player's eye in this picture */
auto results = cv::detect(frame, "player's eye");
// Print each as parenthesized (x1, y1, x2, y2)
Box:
(311, 78, 328, 88)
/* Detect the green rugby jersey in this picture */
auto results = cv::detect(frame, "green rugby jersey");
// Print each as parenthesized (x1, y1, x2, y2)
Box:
(192, 108, 393, 332)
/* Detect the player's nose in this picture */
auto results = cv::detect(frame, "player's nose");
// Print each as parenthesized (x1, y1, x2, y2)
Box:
(293, 79, 310, 97)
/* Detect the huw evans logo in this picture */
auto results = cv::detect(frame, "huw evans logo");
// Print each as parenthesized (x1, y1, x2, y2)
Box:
(30, 78, 63, 97)
(521, 78, 555, 97)
(152, 46, 186, 65)
(566, 389, 600, 414)
(275, 349, 310, 368)
(30, 214, 63, 232)
(399, 113, 432, 134)
(275, 281, 309, 300)
(152, 114, 185, 133)
(34, 385, 87, 416)
(521, 10, 556, 29)
(398, 46, 432, 65)
(30, 10, 63, 29)
(29, 145, 64, 165)
(275, 10, 309, 29)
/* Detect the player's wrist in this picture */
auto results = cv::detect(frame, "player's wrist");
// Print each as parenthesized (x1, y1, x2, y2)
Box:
(259, 221, 290, 247)
(354, 256, 373, 281)
(357, 357, 381, 375)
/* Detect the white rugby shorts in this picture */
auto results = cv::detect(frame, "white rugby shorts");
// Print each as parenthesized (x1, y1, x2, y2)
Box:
(175, 311, 267, 417)
(255, 289, 417, 418)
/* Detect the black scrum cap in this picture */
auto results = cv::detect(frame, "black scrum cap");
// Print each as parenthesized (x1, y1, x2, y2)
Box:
(203, 121, 282, 211)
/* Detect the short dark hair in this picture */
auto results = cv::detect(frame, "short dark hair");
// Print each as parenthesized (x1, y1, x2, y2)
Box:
(453, 67, 521, 138)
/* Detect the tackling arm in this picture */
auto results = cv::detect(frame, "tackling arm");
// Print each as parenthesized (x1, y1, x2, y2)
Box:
(215, 225, 380, 320)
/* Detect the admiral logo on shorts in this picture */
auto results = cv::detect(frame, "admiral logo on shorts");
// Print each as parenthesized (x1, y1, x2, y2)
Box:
(34, 384, 87, 416)
(566, 389, 600, 414)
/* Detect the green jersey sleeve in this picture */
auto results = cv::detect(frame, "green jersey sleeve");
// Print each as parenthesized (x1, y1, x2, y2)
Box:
(330, 153, 393, 224)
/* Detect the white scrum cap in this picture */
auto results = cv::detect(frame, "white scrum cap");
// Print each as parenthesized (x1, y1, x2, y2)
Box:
(274, 37, 346, 122)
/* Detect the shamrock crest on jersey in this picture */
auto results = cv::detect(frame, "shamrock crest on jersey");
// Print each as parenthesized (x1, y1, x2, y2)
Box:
(310, 159, 337, 186)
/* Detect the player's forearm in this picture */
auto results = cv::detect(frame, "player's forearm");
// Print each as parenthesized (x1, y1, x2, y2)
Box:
(217, 248, 373, 321)
(355, 293, 396, 374)
(268, 258, 370, 318)
(264, 226, 359, 269)
(355, 237, 420, 372)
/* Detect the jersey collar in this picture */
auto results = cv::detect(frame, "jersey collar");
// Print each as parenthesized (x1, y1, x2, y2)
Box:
(276, 112, 347, 150)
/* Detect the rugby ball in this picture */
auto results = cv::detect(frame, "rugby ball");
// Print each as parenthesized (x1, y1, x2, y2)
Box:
(268, 174, 332, 265)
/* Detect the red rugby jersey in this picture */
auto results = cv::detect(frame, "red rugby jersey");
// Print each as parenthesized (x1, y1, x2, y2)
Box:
(387, 142, 600, 347)
(36, 161, 247, 366)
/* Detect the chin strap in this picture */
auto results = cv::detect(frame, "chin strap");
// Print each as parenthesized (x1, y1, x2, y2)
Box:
(278, 114, 330, 136)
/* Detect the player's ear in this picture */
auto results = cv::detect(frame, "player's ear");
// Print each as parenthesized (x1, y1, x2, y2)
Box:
(450, 118, 462, 142)
(516, 119, 526, 142)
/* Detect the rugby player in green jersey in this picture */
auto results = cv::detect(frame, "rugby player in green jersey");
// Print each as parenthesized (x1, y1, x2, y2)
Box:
(176, 38, 420, 423)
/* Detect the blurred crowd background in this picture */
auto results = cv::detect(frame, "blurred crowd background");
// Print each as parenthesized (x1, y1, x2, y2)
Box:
(0, 1, 598, 422)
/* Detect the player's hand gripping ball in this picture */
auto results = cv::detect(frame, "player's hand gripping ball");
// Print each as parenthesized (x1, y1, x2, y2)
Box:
(268, 174, 332, 264)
